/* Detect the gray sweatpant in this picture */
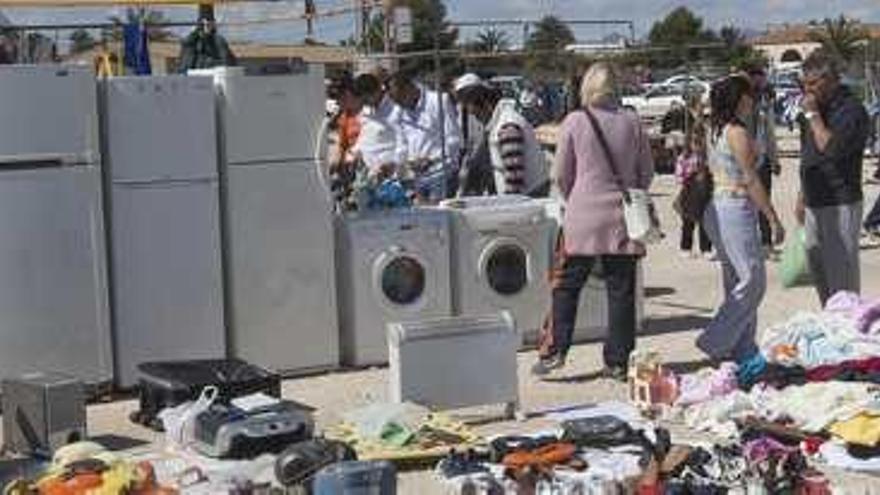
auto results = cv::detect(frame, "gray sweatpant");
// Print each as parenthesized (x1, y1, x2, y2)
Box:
(804, 202, 862, 305)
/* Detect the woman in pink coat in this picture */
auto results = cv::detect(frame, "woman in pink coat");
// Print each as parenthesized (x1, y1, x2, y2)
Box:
(533, 63, 654, 380)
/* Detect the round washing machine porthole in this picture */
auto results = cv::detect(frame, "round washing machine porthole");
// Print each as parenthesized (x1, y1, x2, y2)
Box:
(375, 252, 427, 307)
(479, 239, 530, 297)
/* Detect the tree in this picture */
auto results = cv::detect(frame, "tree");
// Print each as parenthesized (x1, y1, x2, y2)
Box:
(69, 29, 96, 54)
(648, 7, 717, 68)
(717, 25, 765, 70)
(473, 28, 510, 53)
(104, 8, 174, 43)
(525, 16, 576, 76)
(810, 15, 868, 64)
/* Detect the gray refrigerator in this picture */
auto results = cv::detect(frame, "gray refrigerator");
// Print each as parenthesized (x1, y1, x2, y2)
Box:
(199, 66, 340, 374)
(102, 76, 226, 388)
(0, 65, 112, 386)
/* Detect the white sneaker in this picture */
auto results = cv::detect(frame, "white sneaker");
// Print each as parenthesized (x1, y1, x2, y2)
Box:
(704, 251, 718, 261)
(679, 250, 693, 259)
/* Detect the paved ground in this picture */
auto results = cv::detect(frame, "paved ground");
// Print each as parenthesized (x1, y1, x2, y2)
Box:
(4, 129, 880, 492)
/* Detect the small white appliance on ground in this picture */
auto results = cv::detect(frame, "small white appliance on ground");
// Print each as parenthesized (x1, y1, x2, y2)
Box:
(197, 66, 340, 375)
(388, 312, 519, 416)
(440, 196, 555, 345)
(102, 75, 226, 388)
(0, 65, 112, 386)
(335, 209, 453, 367)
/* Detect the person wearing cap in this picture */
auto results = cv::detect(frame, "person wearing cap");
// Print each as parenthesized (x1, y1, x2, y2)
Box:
(178, 7, 237, 72)
(386, 71, 462, 203)
(453, 73, 493, 196)
(455, 73, 548, 197)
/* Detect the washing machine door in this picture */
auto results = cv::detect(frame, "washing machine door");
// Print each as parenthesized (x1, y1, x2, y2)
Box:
(478, 237, 531, 297)
(373, 246, 429, 309)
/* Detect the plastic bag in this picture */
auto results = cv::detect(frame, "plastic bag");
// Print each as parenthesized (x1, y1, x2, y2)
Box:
(158, 386, 218, 450)
(779, 228, 812, 289)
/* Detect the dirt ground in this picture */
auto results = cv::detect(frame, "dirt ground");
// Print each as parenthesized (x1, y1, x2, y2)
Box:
(4, 129, 880, 493)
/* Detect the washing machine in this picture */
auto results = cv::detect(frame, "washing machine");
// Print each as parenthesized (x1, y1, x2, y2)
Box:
(335, 208, 453, 367)
(440, 196, 554, 344)
(538, 198, 644, 343)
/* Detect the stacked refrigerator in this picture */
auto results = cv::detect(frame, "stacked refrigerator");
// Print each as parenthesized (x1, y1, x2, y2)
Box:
(0, 65, 112, 385)
(199, 66, 339, 374)
(102, 76, 226, 388)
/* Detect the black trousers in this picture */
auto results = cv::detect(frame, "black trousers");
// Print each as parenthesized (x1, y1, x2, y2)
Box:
(757, 165, 773, 247)
(549, 255, 638, 368)
(865, 194, 880, 230)
(680, 218, 712, 252)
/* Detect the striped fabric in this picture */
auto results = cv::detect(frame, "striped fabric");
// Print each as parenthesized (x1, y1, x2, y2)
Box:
(497, 123, 526, 194)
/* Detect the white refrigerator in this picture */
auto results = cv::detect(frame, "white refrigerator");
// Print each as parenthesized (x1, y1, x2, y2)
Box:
(203, 66, 339, 374)
(102, 76, 226, 388)
(0, 65, 113, 386)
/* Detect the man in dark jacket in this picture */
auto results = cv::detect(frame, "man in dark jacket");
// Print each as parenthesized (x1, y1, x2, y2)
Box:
(796, 52, 870, 304)
(178, 8, 236, 72)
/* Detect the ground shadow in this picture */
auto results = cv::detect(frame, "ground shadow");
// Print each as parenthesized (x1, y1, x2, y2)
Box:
(641, 314, 712, 337)
(91, 434, 151, 452)
(644, 286, 676, 298)
(539, 369, 613, 384)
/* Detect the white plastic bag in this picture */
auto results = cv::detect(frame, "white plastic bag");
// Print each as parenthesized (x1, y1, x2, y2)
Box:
(158, 386, 218, 450)
(622, 189, 662, 244)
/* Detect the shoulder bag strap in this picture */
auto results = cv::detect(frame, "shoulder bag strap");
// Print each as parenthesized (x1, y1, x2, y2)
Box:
(580, 107, 631, 202)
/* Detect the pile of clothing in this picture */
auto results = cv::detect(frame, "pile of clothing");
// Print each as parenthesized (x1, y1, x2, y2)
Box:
(664, 292, 880, 474)
(433, 401, 831, 494)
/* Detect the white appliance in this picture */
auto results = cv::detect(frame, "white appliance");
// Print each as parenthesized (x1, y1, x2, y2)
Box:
(336, 209, 453, 367)
(102, 76, 226, 388)
(203, 66, 339, 374)
(0, 65, 112, 385)
(440, 196, 555, 345)
(388, 312, 519, 415)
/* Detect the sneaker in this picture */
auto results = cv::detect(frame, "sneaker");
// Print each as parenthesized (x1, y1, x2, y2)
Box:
(600, 365, 628, 382)
(679, 250, 693, 259)
(531, 353, 567, 376)
(703, 251, 718, 261)
(867, 227, 880, 240)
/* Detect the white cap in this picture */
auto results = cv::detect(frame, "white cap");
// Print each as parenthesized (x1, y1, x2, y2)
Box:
(454, 73, 487, 94)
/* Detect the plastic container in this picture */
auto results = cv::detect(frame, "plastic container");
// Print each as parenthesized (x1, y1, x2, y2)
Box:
(312, 460, 396, 495)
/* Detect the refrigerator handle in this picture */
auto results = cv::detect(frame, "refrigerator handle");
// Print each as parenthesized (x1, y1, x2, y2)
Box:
(313, 116, 333, 199)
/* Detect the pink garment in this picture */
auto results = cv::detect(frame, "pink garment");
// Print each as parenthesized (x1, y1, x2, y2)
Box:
(555, 106, 654, 256)
(824, 291, 880, 334)
(674, 152, 702, 185)
(675, 362, 739, 406)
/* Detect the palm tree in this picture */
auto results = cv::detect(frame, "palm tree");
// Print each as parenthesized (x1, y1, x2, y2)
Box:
(104, 8, 174, 43)
(810, 15, 868, 63)
(473, 28, 510, 53)
(525, 16, 576, 76)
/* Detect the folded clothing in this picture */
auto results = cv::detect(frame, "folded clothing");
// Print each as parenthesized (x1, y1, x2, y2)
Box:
(828, 413, 880, 447)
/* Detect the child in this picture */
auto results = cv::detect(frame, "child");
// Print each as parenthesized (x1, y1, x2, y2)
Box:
(675, 127, 713, 258)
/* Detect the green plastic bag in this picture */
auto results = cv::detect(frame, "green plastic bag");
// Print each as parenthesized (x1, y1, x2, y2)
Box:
(779, 227, 812, 288)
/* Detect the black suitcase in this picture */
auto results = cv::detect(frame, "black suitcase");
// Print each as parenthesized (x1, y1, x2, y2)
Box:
(129, 359, 281, 431)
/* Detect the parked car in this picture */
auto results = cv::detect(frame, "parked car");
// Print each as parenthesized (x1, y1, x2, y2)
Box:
(621, 82, 709, 122)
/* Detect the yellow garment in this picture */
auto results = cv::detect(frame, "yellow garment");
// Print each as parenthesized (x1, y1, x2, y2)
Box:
(829, 413, 880, 447)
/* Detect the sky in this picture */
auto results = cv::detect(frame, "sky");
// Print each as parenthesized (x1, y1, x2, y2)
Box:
(1, 0, 878, 48)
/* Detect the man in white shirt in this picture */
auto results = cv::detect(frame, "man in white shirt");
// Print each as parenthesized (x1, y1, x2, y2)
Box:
(351, 72, 404, 178)
(387, 72, 462, 203)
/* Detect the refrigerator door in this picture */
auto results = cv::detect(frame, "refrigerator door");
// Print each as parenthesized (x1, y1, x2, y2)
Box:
(0, 65, 98, 164)
(217, 65, 325, 164)
(104, 76, 218, 182)
(225, 161, 338, 372)
(110, 179, 226, 388)
(0, 165, 111, 385)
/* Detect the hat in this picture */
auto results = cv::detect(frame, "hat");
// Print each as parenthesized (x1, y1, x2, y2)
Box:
(453, 73, 487, 95)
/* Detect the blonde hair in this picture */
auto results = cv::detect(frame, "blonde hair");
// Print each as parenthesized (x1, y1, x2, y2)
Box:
(580, 62, 618, 107)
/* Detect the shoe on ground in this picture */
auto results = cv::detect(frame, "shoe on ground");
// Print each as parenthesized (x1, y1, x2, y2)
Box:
(600, 365, 627, 382)
(678, 250, 693, 259)
(703, 251, 718, 261)
(531, 353, 567, 376)
(867, 227, 880, 239)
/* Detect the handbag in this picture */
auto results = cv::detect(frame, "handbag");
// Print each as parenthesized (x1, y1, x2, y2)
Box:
(673, 167, 714, 223)
(559, 415, 636, 448)
(582, 108, 662, 244)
